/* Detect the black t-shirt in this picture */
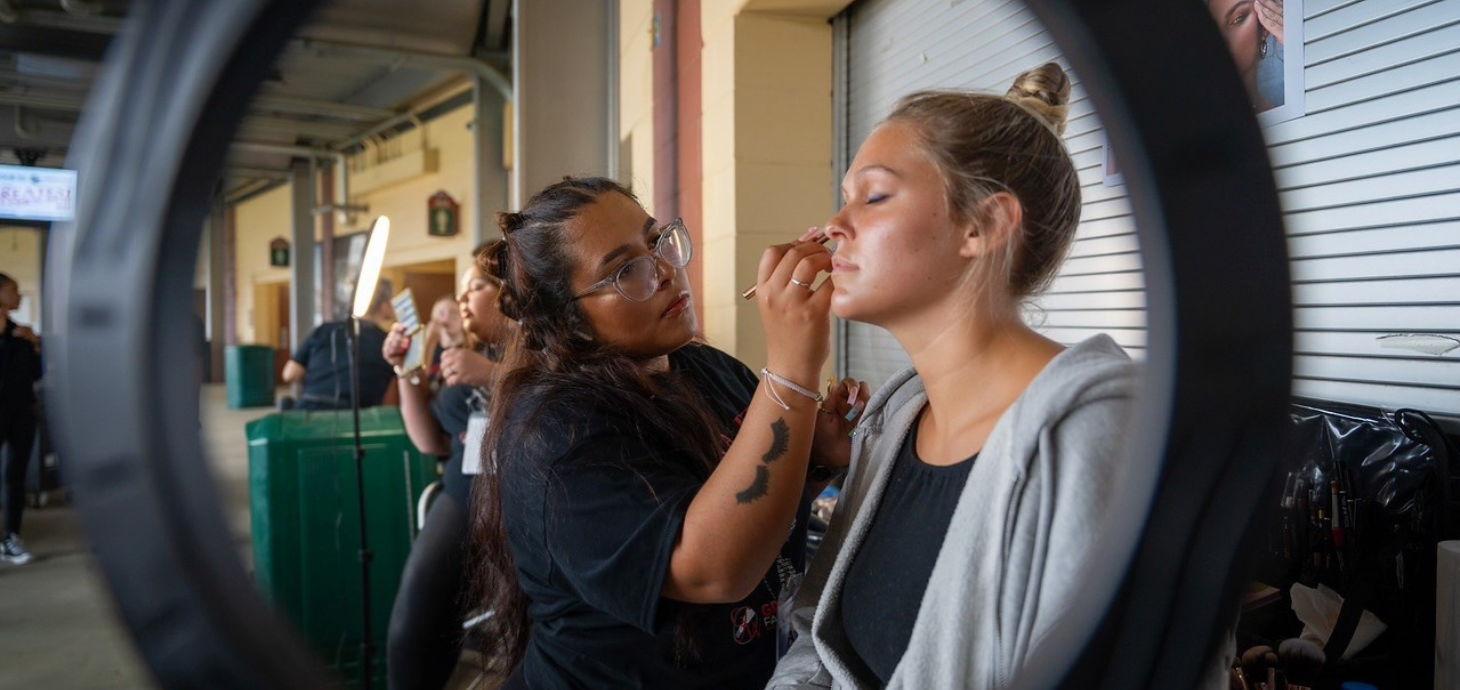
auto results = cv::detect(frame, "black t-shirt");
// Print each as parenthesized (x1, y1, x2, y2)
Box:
(498, 344, 802, 690)
(843, 420, 977, 685)
(431, 381, 486, 504)
(290, 321, 394, 408)
(0, 318, 41, 414)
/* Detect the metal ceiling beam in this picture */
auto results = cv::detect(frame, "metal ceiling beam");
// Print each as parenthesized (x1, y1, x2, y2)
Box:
(250, 94, 395, 121)
(482, 0, 510, 53)
(9, 9, 512, 100)
(0, 91, 84, 111)
(0, 89, 399, 130)
(224, 166, 292, 180)
(232, 141, 336, 159)
(0, 71, 95, 91)
(237, 115, 361, 140)
(12, 9, 120, 34)
(0, 25, 109, 61)
(231, 141, 349, 216)
(223, 178, 283, 205)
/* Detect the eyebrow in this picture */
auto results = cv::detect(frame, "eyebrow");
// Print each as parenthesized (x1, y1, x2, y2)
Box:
(596, 216, 659, 271)
(841, 164, 901, 195)
(1225, 1, 1252, 23)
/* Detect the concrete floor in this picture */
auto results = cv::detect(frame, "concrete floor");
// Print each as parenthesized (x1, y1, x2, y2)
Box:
(0, 385, 494, 689)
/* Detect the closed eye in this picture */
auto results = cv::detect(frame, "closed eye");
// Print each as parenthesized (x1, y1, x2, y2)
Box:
(866, 193, 889, 204)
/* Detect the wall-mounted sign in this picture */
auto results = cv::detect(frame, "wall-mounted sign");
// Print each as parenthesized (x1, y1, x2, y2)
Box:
(269, 237, 290, 267)
(428, 191, 459, 237)
(0, 165, 77, 221)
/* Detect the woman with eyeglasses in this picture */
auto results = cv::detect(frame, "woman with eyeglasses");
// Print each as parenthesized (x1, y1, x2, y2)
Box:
(381, 241, 514, 690)
(471, 177, 866, 689)
(768, 64, 1147, 689)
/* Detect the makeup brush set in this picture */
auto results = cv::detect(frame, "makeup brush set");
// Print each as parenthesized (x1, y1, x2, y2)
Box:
(1230, 639, 1326, 690)
(1233, 399, 1460, 689)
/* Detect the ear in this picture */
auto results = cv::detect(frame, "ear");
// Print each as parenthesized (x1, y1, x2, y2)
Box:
(957, 192, 1022, 259)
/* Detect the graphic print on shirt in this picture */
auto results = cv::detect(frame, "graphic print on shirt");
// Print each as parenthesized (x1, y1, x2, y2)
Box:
(731, 599, 782, 646)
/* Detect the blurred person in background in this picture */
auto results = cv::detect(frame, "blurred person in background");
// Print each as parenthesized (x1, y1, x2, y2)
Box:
(0, 272, 42, 565)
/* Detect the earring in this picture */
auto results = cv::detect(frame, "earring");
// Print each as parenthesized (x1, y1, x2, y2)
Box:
(1260, 34, 1270, 59)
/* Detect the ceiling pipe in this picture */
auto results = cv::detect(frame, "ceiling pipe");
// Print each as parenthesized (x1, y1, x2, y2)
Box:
(289, 39, 512, 100)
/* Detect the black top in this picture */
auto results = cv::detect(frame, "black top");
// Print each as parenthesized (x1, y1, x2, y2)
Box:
(843, 421, 977, 685)
(497, 344, 804, 690)
(431, 381, 486, 504)
(290, 321, 393, 409)
(0, 318, 41, 414)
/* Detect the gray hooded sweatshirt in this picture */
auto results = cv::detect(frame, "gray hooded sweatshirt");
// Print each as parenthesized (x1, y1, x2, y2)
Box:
(768, 335, 1151, 689)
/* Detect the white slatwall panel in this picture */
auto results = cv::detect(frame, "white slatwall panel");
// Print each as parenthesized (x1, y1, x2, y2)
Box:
(839, 0, 1460, 414)
(842, 0, 1140, 388)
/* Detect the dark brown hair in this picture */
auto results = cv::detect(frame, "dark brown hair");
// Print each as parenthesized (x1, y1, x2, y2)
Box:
(460, 240, 505, 353)
(469, 177, 725, 672)
(886, 62, 1081, 300)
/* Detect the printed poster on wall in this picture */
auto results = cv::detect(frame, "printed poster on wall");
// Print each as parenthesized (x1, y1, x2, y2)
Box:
(1105, 0, 1305, 187)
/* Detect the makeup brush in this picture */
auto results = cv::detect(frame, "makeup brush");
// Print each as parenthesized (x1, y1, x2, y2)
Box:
(741, 234, 834, 300)
(1278, 638, 1326, 690)
(1239, 646, 1278, 690)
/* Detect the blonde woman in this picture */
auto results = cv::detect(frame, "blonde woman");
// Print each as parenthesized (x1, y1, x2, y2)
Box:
(769, 64, 1143, 689)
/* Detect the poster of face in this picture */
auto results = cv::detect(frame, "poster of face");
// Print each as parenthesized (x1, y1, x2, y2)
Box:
(1105, 0, 1304, 186)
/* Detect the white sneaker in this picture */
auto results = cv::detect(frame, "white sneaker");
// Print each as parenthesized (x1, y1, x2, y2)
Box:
(1, 533, 35, 565)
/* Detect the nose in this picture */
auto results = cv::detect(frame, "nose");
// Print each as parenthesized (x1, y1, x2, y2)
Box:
(825, 208, 852, 244)
(653, 254, 676, 291)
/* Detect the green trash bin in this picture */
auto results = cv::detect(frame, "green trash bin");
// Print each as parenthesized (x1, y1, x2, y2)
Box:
(226, 344, 277, 409)
(246, 407, 440, 688)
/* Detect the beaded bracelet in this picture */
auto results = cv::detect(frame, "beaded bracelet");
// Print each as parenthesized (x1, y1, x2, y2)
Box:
(761, 368, 825, 411)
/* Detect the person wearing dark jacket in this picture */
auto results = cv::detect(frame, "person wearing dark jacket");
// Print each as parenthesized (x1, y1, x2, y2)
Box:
(282, 280, 396, 410)
(0, 272, 42, 565)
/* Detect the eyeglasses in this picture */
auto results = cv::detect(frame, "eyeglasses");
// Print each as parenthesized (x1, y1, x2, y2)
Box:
(572, 219, 693, 302)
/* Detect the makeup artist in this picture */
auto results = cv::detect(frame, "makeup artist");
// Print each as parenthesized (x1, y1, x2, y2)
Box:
(469, 177, 868, 689)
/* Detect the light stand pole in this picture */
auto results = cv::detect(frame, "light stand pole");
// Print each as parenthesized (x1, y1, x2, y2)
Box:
(346, 314, 374, 689)
(347, 216, 391, 689)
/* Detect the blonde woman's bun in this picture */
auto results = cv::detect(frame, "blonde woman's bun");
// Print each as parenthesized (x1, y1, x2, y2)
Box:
(1005, 62, 1072, 135)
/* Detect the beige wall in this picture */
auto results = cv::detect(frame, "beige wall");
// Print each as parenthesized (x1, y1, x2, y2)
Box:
(698, 1, 846, 371)
(233, 183, 291, 344)
(231, 104, 484, 343)
(348, 105, 479, 280)
(611, 0, 847, 370)
(0, 227, 44, 331)
(619, 0, 657, 208)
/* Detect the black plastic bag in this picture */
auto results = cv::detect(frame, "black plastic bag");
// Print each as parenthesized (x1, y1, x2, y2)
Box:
(1246, 398, 1458, 689)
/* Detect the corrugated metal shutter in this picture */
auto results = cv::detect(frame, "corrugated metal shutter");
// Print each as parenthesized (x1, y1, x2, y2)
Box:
(838, 0, 1460, 415)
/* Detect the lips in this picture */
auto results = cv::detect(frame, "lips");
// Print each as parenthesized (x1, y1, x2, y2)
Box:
(831, 257, 857, 273)
(663, 291, 691, 317)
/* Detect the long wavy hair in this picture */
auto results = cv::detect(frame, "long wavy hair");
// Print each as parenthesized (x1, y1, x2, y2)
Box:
(468, 177, 726, 673)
